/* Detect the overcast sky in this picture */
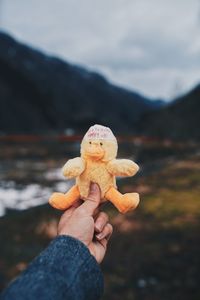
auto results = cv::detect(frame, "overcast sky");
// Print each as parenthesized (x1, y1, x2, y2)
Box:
(1, 0, 200, 101)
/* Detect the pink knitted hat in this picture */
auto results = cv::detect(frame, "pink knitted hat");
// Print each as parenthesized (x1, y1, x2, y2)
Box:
(84, 124, 116, 141)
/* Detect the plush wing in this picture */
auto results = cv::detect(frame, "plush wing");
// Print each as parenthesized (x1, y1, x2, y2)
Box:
(62, 157, 85, 179)
(107, 159, 139, 177)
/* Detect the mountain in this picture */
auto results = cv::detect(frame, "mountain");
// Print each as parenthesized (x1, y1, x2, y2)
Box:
(139, 84, 200, 140)
(0, 32, 164, 134)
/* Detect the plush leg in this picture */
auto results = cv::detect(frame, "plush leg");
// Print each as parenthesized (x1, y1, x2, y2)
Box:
(49, 185, 80, 210)
(105, 187, 139, 214)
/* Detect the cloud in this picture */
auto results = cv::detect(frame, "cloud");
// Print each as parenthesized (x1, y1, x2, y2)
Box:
(1, 0, 200, 100)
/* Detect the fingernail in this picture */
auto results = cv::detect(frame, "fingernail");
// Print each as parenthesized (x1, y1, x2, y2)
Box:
(96, 232, 104, 240)
(95, 221, 103, 232)
(90, 183, 98, 192)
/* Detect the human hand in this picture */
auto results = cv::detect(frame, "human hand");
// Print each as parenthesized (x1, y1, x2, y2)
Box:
(58, 183, 113, 263)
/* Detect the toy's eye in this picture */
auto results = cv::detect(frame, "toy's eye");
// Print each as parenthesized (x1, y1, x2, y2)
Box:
(100, 142, 103, 146)
(89, 141, 92, 144)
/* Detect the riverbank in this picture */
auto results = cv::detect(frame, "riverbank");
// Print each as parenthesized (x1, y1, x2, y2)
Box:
(1, 144, 200, 299)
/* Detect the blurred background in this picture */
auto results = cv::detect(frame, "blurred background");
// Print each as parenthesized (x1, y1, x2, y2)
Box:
(0, 0, 200, 299)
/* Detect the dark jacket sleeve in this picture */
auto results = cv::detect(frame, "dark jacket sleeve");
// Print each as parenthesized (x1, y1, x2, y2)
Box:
(1, 235, 104, 300)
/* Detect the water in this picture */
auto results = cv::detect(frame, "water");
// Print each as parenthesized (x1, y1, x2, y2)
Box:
(0, 140, 78, 216)
(0, 137, 155, 216)
(0, 177, 72, 216)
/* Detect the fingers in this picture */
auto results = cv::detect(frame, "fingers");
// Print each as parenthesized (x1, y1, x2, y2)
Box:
(94, 212, 109, 233)
(76, 183, 101, 216)
(96, 223, 113, 241)
(93, 223, 113, 263)
(90, 223, 113, 263)
(93, 202, 106, 219)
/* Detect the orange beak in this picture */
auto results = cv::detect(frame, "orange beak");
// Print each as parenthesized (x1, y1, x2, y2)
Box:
(85, 143, 105, 159)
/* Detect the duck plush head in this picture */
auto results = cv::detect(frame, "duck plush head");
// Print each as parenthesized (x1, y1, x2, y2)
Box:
(49, 124, 140, 213)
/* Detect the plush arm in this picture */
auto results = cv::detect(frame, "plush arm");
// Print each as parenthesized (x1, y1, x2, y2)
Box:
(62, 157, 85, 179)
(107, 159, 139, 177)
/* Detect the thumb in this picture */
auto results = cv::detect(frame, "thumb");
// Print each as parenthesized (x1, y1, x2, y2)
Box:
(77, 183, 101, 216)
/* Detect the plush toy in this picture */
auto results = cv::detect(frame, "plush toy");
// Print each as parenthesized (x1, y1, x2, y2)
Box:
(49, 124, 140, 213)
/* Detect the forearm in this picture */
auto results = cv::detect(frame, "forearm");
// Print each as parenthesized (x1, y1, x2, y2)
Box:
(1, 236, 104, 300)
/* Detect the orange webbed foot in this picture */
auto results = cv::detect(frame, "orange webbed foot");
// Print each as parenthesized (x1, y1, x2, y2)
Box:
(105, 187, 139, 214)
(49, 185, 80, 210)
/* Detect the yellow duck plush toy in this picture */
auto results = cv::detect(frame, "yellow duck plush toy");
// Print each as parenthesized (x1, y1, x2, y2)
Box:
(49, 124, 140, 213)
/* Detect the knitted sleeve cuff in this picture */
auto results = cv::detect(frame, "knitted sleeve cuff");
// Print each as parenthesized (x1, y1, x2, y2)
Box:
(31, 235, 104, 299)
